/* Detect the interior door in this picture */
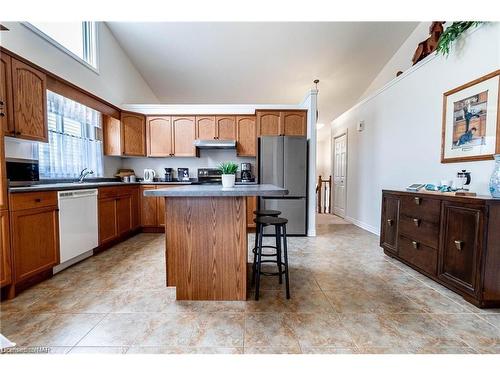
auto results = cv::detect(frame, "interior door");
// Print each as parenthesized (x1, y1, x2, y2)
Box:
(333, 134, 347, 217)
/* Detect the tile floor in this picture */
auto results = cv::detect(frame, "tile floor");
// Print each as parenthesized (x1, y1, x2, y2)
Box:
(1, 218, 499, 354)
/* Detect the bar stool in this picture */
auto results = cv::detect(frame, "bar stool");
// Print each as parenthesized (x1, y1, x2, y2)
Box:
(253, 216, 290, 301)
(250, 209, 281, 287)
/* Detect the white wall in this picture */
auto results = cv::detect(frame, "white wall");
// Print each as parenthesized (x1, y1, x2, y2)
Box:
(0, 22, 158, 106)
(121, 150, 255, 180)
(316, 136, 332, 179)
(331, 23, 500, 235)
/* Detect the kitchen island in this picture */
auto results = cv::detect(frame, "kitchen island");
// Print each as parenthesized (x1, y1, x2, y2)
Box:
(144, 184, 288, 301)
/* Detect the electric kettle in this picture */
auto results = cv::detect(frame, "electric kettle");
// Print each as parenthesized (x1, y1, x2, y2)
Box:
(143, 169, 156, 182)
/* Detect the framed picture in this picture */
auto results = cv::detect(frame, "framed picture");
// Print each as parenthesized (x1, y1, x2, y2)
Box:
(441, 70, 500, 163)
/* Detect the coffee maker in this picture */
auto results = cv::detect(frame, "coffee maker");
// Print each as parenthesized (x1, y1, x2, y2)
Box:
(240, 163, 255, 182)
(164, 168, 174, 182)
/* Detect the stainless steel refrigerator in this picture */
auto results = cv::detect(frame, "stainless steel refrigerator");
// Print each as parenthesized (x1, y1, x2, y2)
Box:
(259, 136, 307, 235)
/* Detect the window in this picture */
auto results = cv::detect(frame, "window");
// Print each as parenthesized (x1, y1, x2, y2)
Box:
(26, 22, 98, 69)
(38, 91, 104, 179)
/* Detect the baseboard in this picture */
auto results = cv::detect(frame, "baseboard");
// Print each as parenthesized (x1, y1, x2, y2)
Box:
(344, 216, 380, 236)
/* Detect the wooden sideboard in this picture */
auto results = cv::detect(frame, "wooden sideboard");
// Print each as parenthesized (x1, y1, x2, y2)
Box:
(380, 189, 500, 308)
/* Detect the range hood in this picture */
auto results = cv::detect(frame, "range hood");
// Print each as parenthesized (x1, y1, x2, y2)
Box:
(194, 139, 236, 149)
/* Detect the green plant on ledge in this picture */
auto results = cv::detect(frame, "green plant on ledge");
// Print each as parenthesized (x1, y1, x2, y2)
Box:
(218, 162, 238, 175)
(437, 21, 484, 56)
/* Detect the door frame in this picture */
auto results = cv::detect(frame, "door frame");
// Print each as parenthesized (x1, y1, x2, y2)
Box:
(332, 131, 348, 218)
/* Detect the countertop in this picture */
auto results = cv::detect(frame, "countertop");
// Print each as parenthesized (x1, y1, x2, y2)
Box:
(8, 181, 193, 193)
(144, 184, 288, 197)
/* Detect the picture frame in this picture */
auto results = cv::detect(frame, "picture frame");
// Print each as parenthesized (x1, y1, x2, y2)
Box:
(441, 70, 500, 163)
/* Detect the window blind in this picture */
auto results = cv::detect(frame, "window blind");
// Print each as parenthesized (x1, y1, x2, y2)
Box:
(38, 91, 104, 179)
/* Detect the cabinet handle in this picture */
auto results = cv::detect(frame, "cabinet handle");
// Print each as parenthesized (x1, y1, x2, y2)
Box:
(0, 100, 4, 105)
(0, 112, 5, 117)
(411, 241, 419, 249)
(387, 219, 393, 226)
(454, 240, 463, 251)
(414, 197, 421, 205)
(16, 131, 22, 136)
(35, 198, 42, 203)
(413, 218, 421, 227)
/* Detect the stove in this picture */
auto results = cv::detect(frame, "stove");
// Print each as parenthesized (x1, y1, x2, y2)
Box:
(197, 168, 222, 184)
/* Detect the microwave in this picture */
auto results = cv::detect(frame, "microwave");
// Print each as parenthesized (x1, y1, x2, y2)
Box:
(6, 158, 40, 186)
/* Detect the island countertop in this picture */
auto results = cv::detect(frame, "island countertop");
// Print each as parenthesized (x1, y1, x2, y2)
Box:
(144, 184, 288, 197)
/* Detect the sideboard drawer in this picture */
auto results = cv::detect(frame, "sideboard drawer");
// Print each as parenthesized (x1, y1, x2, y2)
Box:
(399, 214, 439, 249)
(10, 191, 58, 211)
(400, 195, 441, 223)
(398, 235, 438, 276)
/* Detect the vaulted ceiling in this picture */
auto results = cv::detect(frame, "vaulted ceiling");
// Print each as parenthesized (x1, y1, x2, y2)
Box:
(107, 22, 417, 133)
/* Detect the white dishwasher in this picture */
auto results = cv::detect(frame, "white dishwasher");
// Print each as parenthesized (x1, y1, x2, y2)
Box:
(54, 189, 99, 273)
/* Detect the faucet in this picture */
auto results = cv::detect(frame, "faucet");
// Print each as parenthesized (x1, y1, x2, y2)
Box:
(78, 168, 94, 183)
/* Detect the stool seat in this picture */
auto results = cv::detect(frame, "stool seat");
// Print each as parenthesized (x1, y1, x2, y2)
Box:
(254, 216, 288, 226)
(253, 209, 281, 217)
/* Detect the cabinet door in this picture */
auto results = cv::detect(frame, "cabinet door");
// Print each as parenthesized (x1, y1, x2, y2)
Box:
(215, 116, 236, 140)
(103, 115, 121, 156)
(147, 116, 172, 157)
(439, 203, 484, 296)
(140, 186, 158, 227)
(196, 116, 216, 140)
(130, 187, 140, 230)
(117, 196, 132, 235)
(246, 196, 257, 229)
(121, 112, 146, 156)
(98, 198, 117, 245)
(256, 111, 280, 136)
(11, 206, 59, 282)
(157, 196, 165, 227)
(12, 59, 47, 142)
(236, 116, 256, 157)
(0, 210, 12, 287)
(1, 54, 14, 136)
(282, 111, 306, 136)
(0, 132, 7, 210)
(380, 194, 400, 254)
(172, 116, 196, 157)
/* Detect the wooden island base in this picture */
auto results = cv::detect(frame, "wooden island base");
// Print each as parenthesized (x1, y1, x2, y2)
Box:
(165, 196, 248, 301)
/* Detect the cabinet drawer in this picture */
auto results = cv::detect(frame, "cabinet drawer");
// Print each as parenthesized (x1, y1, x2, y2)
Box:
(98, 186, 119, 200)
(398, 235, 437, 276)
(400, 195, 440, 223)
(399, 214, 439, 249)
(10, 191, 57, 211)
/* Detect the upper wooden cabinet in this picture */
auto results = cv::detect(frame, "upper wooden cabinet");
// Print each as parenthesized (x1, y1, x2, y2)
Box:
(172, 116, 196, 157)
(236, 116, 256, 157)
(11, 59, 48, 142)
(215, 116, 236, 140)
(146, 116, 173, 157)
(103, 115, 121, 156)
(121, 112, 146, 156)
(1, 54, 14, 136)
(256, 110, 307, 137)
(196, 116, 216, 140)
(0, 209, 12, 288)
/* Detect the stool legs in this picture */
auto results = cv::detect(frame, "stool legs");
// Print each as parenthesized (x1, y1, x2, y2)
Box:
(275, 225, 283, 284)
(254, 223, 264, 301)
(282, 225, 290, 299)
(251, 224, 259, 287)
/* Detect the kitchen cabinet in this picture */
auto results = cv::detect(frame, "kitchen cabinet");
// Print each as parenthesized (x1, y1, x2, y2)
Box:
(157, 191, 166, 227)
(256, 110, 307, 137)
(11, 58, 48, 142)
(103, 115, 122, 156)
(236, 116, 256, 157)
(146, 116, 173, 157)
(196, 116, 216, 140)
(172, 116, 196, 157)
(98, 197, 117, 245)
(140, 186, 158, 228)
(380, 190, 500, 308)
(215, 116, 236, 140)
(121, 112, 146, 156)
(0, 132, 8, 211)
(0, 209, 11, 288)
(10, 191, 59, 284)
(117, 195, 132, 235)
(1, 53, 14, 136)
(246, 196, 257, 229)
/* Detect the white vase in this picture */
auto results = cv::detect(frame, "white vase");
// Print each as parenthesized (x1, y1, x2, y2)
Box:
(221, 174, 236, 188)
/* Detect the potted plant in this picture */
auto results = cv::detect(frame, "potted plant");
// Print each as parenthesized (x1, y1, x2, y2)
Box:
(218, 162, 238, 188)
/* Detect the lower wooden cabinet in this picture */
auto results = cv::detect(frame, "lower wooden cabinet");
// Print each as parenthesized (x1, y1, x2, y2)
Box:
(10, 203, 59, 283)
(140, 185, 167, 230)
(0, 209, 12, 287)
(380, 190, 500, 308)
(98, 197, 118, 245)
(246, 196, 257, 229)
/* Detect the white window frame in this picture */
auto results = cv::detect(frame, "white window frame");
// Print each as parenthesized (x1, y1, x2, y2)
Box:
(23, 21, 99, 73)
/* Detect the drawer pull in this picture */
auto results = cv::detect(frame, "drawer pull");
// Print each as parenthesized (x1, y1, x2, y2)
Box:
(411, 241, 419, 249)
(387, 219, 393, 226)
(35, 198, 42, 203)
(414, 197, 421, 205)
(454, 240, 463, 251)
(413, 218, 421, 227)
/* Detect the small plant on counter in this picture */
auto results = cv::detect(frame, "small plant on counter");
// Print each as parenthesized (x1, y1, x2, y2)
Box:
(219, 162, 238, 188)
(218, 162, 238, 175)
